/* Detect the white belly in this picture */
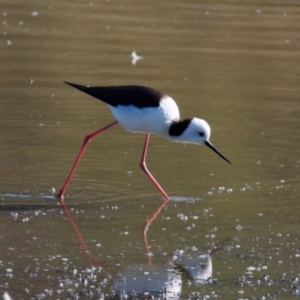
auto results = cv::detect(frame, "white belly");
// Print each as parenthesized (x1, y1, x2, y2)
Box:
(109, 96, 180, 137)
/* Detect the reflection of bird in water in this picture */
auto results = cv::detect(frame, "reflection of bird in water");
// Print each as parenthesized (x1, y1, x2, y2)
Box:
(131, 50, 142, 65)
(56, 199, 214, 299)
(3, 292, 13, 300)
(54, 252, 213, 299)
(173, 250, 214, 285)
(57, 82, 230, 199)
(114, 251, 213, 299)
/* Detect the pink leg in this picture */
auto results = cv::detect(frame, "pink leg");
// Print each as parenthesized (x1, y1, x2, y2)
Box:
(139, 134, 170, 199)
(58, 198, 100, 266)
(142, 198, 169, 264)
(56, 120, 118, 198)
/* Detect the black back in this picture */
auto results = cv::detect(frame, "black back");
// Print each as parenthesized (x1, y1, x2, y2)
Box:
(64, 81, 164, 108)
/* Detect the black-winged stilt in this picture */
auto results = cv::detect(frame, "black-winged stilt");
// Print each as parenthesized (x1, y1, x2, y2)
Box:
(57, 82, 231, 199)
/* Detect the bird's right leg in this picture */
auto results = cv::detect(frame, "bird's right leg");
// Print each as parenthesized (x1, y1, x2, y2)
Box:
(139, 134, 170, 263)
(142, 198, 169, 264)
(139, 134, 170, 199)
(56, 120, 118, 198)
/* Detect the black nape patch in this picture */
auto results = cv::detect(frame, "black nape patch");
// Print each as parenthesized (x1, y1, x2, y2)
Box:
(64, 82, 164, 108)
(169, 118, 192, 136)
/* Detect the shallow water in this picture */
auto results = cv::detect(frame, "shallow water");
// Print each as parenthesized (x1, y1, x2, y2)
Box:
(1, 0, 300, 299)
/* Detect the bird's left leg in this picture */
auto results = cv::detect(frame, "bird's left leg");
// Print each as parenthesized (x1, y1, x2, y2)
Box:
(56, 120, 118, 198)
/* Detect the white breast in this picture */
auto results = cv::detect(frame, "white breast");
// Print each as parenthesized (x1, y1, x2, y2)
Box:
(109, 96, 180, 136)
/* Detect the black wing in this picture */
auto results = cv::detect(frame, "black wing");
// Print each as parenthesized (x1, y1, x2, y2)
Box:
(64, 81, 164, 108)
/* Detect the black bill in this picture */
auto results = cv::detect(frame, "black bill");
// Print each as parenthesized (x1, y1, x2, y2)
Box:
(205, 141, 231, 164)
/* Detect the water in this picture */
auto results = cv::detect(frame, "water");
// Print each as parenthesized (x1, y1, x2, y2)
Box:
(1, 0, 300, 299)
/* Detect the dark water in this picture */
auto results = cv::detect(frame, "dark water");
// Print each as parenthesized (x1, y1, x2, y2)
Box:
(1, 1, 300, 299)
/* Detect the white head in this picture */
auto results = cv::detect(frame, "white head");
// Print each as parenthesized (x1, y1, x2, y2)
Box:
(182, 118, 211, 145)
(168, 118, 231, 164)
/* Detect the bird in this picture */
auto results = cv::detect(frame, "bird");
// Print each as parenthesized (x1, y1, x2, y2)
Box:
(56, 82, 231, 199)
